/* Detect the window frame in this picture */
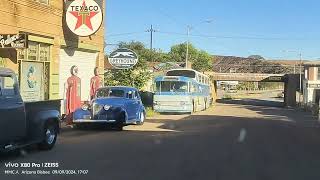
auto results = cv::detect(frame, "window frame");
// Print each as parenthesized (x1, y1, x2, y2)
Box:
(127, 90, 134, 99)
(0, 75, 18, 97)
(134, 91, 140, 100)
(17, 41, 51, 101)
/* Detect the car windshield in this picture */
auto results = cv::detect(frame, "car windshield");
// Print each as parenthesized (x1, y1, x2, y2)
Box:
(96, 88, 125, 98)
(156, 81, 188, 93)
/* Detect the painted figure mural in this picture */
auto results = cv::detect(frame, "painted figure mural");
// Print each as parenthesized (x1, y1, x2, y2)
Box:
(66, 65, 81, 124)
(90, 67, 102, 100)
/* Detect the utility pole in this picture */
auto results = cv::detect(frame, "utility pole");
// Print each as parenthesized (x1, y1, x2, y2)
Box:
(146, 25, 156, 51)
(186, 25, 191, 69)
(299, 52, 302, 105)
(185, 20, 213, 69)
(282, 49, 303, 105)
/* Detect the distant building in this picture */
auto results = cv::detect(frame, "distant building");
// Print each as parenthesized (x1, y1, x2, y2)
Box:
(303, 63, 320, 106)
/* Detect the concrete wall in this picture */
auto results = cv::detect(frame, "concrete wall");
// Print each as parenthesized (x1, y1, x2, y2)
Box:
(303, 80, 320, 104)
(284, 74, 299, 107)
(211, 81, 218, 103)
(308, 67, 317, 81)
(303, 66, 320, 110)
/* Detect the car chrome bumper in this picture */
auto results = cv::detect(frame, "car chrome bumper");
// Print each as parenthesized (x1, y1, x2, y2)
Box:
(73, 119, 117, 123)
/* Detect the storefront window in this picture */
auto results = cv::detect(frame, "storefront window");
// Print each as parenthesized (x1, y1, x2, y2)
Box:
(27, 42, 38, 61)
(17, 49, 26, 60)
(40, 44, 50, 61)
(0, 57, 5, 68)
(19, 41, 51, 62)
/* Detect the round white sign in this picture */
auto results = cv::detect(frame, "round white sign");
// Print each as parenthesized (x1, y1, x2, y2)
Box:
(109, 48, 139, 69)
(66, 0, 103, 37)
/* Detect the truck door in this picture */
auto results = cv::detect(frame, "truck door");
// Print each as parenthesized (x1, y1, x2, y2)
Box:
(0, 74, 26, 144)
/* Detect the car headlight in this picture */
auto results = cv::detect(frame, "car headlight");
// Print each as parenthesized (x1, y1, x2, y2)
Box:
(104, 105, 111, 111)
(82, 104, 89, 111)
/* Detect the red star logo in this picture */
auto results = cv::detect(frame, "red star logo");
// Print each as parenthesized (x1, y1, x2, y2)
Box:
(69, 0, 99, 31)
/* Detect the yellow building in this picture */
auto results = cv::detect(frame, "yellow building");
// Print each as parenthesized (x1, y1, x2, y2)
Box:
(0, 0, 105, 110)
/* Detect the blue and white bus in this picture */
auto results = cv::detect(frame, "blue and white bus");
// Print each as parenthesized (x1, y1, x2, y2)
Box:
(153, 69, 212, 113)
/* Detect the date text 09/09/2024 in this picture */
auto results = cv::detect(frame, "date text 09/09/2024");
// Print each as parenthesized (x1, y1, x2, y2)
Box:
(4, 170, 89, 175)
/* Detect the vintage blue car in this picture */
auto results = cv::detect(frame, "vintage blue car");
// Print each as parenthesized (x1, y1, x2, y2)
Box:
(73, 86, 146, 130)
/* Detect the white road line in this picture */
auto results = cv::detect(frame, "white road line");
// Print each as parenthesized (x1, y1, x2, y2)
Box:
(238, 128, 247, 143)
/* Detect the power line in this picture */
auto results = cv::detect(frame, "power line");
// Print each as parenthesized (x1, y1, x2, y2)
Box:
(155, 8, 187, 27)
(106, 32, 146, 37)
(157, 31, 316, 41)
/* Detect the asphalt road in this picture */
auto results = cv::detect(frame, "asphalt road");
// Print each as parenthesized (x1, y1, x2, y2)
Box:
(1, 97, 320, 180)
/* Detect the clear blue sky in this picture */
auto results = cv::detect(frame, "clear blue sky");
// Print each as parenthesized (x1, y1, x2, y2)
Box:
(105, 0, 320, 60)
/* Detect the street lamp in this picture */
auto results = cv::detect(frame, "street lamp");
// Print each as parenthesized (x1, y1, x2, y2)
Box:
(282, 50, 303, 105)
(185, 19, 213, 69)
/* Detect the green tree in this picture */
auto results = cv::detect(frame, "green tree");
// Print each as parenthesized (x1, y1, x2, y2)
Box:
(192, 50, 212, 72)
(169, 43, 198, 62)
(118, 41, 170, 63)
(105, 41, 215, 89)
(105, 41, 152, 89)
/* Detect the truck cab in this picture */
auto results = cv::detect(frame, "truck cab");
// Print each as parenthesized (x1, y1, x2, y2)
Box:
(0, 68, 60, 152)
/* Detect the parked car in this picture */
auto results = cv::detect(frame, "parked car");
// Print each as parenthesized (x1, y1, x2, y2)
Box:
(0, 68, 60, 152)
(73, 86, 146, 131)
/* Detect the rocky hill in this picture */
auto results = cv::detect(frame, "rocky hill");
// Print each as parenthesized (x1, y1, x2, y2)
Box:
(212, 55, 298, 74)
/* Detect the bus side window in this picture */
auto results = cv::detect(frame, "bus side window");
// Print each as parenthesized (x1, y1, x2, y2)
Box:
(193, 84, 198, 93)
(190, 83, 194, 93)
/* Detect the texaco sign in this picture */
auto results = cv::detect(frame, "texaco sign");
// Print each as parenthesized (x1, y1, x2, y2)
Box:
(66, 0, 103, 36)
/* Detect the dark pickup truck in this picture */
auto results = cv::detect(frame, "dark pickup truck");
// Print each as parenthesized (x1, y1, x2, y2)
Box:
(0, 68, 60, 152)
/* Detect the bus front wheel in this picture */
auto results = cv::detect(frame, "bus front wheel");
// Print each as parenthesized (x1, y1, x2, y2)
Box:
(192, 101, 196, 113)
(204, 98, 207, 110)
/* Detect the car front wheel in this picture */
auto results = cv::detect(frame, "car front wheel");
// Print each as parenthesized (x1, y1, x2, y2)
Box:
(38, 121, 58, 150)
(114, 124, 124, 131)
(114, 113, 125, 131)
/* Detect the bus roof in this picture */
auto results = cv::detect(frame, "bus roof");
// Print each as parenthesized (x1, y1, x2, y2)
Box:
(154, 76, 195, 82)
(167, 69, 209, 78)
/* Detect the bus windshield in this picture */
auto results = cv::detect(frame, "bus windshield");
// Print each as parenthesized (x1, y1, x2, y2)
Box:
(156, 81, 188, 93)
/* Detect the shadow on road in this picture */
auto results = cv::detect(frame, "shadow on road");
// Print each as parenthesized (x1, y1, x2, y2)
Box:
(217, 99, 317, 125)
(217, 98, 284, 107)
(1, 110, 320, 180)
